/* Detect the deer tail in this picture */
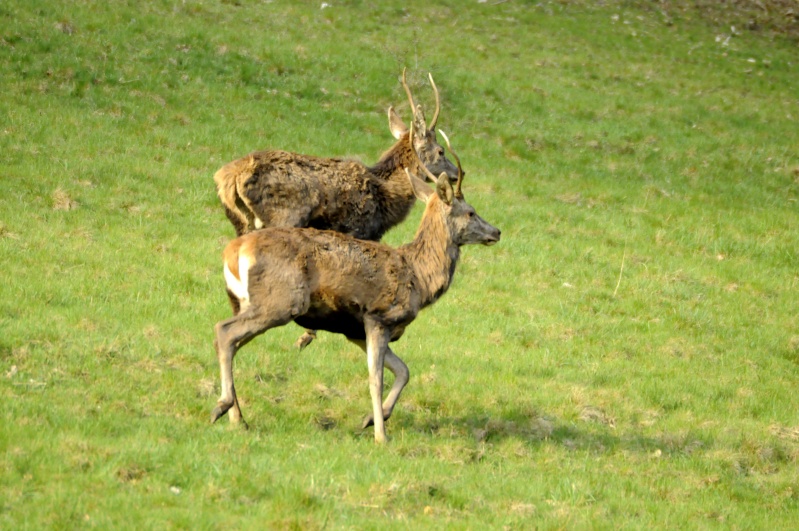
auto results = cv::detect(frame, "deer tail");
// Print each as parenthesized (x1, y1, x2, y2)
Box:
(214, 157, 252, 236)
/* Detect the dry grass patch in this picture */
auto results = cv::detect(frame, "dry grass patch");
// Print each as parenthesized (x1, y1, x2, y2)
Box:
(51, 187, 77, 210)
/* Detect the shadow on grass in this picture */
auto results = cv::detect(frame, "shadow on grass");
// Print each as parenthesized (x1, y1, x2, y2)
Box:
(354, 408, 712, 459)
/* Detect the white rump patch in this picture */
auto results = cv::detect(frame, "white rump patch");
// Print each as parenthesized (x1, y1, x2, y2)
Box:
(224, 256, 250, 307)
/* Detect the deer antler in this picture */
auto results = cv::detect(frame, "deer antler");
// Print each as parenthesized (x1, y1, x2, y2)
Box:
(408, 122, 438, 182)
(408, 121, 439, 183)
(438, 130, 463, 198)
(428, 73, 440, 130)
(401, 68, 417, 119)
(402, 68, 429, 134)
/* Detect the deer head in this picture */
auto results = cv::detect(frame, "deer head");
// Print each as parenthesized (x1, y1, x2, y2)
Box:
(406, 132, 501, 248)
(388, 69, 460, 183)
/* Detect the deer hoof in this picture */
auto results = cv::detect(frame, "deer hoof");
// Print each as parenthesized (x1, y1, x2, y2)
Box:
(210, 402, 232, 424)
(361, 411, 390, 430)
(361, 415, 374, 430)
(294, 331, 316, 350)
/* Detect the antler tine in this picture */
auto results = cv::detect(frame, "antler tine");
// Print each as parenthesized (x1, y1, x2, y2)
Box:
(438, 130, 463, 198)
(428, 73, 440, 130)
(401, 67, 417, 118)
(408, 121, 438, 182)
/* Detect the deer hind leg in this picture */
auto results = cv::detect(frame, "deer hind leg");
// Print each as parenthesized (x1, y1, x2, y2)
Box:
(211, 306, 296, 427)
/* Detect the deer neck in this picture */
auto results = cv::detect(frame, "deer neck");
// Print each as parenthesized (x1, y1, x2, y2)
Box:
(401, 198, 460, 308)
(369, 132, 420, 236)
(370, 132, 418, 180)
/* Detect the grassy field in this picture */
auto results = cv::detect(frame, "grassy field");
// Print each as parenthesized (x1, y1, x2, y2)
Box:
(2, 0, 798, 527)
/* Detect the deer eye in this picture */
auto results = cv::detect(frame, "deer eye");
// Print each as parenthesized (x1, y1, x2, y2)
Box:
(467, 211, 475, 218)
(437, 148, 444, 156)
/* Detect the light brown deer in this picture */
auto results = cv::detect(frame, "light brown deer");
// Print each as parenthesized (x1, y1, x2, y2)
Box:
(211, 135, 500, 443)
(214, 70, 460, 349)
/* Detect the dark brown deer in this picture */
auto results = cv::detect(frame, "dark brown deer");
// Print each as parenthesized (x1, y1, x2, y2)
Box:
(211, 135, 500, 443)
(214, 70, 457, 238)
(214, 70, 460, 349)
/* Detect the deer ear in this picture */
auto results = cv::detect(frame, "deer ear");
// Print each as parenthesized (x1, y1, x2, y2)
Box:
(435, 172, 454, 205)
(404, 168, 433, 202)
(388, 106, 407, 140)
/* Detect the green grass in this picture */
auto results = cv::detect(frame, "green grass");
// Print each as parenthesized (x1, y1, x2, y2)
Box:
(2, 0, 799, 527)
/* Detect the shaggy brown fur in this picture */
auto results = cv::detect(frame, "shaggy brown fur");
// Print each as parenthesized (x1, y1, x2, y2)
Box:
(214, 73, 457, 239)
(211, 169, 501, 443)
(214, 72, 459, 349)
(214, 131, 441, 240)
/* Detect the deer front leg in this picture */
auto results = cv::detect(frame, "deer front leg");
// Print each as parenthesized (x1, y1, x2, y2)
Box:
(364, 321, 390, 444)
(348, 339, 410, 429)
(361, 348, 409, 429)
